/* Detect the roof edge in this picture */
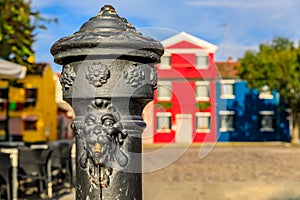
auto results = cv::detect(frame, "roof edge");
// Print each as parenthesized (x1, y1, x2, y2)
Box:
(161, 32, 218, 53)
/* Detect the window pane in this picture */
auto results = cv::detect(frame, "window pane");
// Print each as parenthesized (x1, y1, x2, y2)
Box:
(24, 121, 37, 131)
(220, 114, 234, 130)
(0, 88, 8, 100)
(196, 116, 210, 130)
(222, 84, 233, 95)
(0, 120, 6, 130)
(25, 88, 37, 107)
(196, 56, 208, 69)
(160, 56, 171, 69)
(26, 88, 37, 99)
(220, 83, 235, 99)
(157, 116, 171, 130)
(261, 115, 273, 130)
(157, 82, 171, 99)
(196, 84, 209, 99)
(220, 115, 226, 129)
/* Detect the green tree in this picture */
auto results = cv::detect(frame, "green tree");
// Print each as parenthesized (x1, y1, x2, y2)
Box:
(0, 0, 56, 71)
(237, 37, 300, 143)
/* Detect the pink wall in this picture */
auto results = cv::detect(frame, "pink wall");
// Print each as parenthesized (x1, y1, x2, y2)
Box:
(153, 38, 218, 143)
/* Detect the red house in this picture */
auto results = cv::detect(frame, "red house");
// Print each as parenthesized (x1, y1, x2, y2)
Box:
(149, 32, 219, 143)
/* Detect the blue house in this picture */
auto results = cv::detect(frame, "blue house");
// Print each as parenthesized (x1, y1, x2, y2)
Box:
(215, 59, 290, 142)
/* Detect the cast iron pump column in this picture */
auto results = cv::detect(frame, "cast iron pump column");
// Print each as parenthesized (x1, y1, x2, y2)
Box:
(51, 5, 164, 200)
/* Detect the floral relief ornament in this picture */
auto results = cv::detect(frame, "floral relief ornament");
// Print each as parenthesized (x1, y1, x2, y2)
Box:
(86, 63, 110, 87)
(60, 64, 76, 90)
(150, 67, 158, 90)
(123, 63, 145, 88)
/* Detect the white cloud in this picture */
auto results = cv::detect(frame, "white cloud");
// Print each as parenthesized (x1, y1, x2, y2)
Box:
(186, 0, 259, 8)
(31, 1, 54, 8)
(186, 0, 300, 9)
(216, 42, 258, 61)
(30, 0, 300, 71)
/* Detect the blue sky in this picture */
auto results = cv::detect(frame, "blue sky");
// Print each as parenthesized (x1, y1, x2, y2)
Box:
(31, 0, 300, 72)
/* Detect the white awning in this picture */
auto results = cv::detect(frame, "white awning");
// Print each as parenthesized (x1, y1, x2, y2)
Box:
(21, 115, 39, 121)
(0, 59, 27, 79)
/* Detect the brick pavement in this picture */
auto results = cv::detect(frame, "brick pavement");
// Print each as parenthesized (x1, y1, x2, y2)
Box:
(59, 144, 300, 200)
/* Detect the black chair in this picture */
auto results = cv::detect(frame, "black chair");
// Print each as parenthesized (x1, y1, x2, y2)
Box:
(17, 146, 52, 198)
(0, 153, 11, 200)
(49, 140, 74, 188)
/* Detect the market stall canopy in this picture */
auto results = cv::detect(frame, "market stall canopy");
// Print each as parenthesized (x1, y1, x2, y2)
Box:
(0, 59, 27, 79)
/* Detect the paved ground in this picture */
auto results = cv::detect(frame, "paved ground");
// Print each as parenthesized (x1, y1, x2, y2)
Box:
(58, 143, 300, 199)
(143, 144, 300, 200)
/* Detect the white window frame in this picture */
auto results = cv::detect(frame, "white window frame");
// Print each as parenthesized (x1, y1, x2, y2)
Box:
(158, 52, 171, 69)
(219, 110, 235, 132)
(259, 111, 275, 132)
(259, 85, 274, 99)
(195, 112, 211, 133)
(157, 81, 172, 101)
(159, 49, 209, 70)
(196, 55, 209, 69)
(259, 92, 274, 99)
(220, 80, 235, 99)
(195, 81, 210, 101)
(156, 112, 172, 133)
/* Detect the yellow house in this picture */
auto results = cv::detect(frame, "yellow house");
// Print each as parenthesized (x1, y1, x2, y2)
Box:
(0, 63, 58, 143)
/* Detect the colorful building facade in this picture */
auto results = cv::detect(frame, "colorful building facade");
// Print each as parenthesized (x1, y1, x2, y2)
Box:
(0, 63, 58, 143)
(145, 32, 291, 144)
(215, 60, 290, 142)
(153, 32, 219, 143)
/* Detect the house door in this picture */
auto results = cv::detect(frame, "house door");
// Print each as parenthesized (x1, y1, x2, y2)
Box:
(175, 114, 193, 143)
